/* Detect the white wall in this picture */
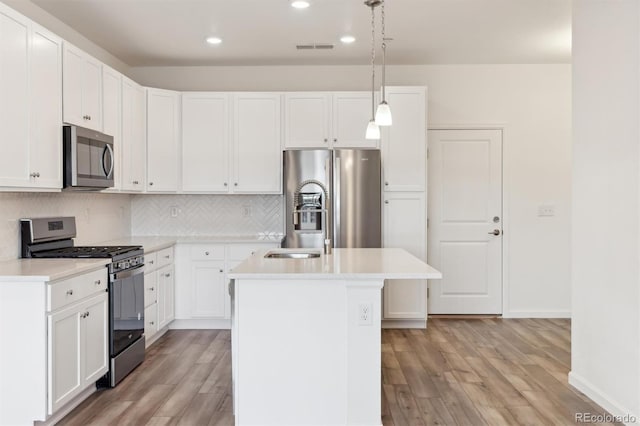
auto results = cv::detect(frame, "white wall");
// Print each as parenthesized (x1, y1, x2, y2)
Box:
(570, 0, 640, 421)
(0, 193, 132, 261)
(131, 64, 572, 317)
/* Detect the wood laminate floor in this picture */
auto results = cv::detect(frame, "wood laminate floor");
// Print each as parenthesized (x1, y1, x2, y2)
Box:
(58, 319, 619, 426)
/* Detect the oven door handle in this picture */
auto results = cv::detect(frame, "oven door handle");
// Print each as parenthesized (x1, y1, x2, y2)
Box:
(111, 264, 145, 280)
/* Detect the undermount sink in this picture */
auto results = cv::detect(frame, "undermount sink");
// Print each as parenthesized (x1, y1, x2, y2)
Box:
(264, 251, 321, 259)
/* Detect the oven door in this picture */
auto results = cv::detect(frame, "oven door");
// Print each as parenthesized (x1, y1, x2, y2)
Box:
(64, 125, 114, 189)
(110, 265, 145, 356)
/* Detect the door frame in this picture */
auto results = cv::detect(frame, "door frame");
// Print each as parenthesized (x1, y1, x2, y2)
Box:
(427, 123, 509, 316)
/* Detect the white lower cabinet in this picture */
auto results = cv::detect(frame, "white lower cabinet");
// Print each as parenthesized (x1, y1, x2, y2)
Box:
(383, 192, 427, 322)
(143, 246, 174, 347)
(175, 242, 279, 327)
(48, 291, 108, 414)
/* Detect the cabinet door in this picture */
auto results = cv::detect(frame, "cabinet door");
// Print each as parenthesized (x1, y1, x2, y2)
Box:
(145, 302, 158, 341)
(191, 260, 226, 318)
(82, 55, 102, 131)
(82, 293, 108, 385)
(147, 88, 180, 192)
(158, 265, 174, 327)
(284, 93, 330, 148)
(30, 25, 62, 189)
(62, 43, 84, 127)
(48, 305, 81, 414)
(122, 78, 146, 191)
(381, 87, 426, 192)
(0, 7, 30, 187)
(144, 270, 158, 308)
(383, 192, 427, 319)
(182, 93, 230, 192)
(232, 93, 282, 193)
(332, 92, 378, 148)
(102, 66, 122, 190)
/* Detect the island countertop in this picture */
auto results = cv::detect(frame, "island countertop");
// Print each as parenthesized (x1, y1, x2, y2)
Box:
(228, 248, 442, 280)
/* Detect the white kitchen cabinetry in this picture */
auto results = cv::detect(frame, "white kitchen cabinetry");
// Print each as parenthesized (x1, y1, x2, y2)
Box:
(121, 77, 146, 191)
(63, 42, 102, 131)
(143, 246, 174, 347)
(0, 266, 109, 425)
(284, 92, 377, 149)
(0, 4, 62, 190)
(232, 93, 282, 193)
(381, 87, 426, 192)
(174, 242, 279, 328)
(102, 65, 122, 190)
(181, 92, 230, 192)
(147, 88, 180, 192)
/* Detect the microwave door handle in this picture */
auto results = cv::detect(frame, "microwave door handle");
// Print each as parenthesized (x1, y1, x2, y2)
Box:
(103, 144, 114, 178)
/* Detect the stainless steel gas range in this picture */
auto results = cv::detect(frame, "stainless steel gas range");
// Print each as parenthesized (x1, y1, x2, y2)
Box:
(21, 216, 145, 387)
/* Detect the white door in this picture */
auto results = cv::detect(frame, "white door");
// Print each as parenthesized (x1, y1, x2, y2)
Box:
(427, 129, 503, 314)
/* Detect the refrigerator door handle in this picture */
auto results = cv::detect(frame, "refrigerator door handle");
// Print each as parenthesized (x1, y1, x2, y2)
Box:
(334, 156, 341, 247)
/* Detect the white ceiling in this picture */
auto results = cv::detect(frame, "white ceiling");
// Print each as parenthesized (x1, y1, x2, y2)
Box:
(30, 0, 572, 67)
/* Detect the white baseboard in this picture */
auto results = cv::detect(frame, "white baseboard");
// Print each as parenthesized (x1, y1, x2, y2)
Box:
(382, 319, 427, 329)
(170, 318, 231, 329)
(568, 371, 639, 425)
(502, 310, 571, 319)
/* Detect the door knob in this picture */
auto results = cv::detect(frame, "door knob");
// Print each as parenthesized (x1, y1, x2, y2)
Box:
(488, 229, 501, 236)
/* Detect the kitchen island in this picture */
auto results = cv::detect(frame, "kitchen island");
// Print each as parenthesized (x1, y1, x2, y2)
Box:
(228, 248, 442, 426)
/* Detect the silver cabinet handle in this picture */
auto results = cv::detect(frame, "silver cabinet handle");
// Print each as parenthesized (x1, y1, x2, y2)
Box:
(149, 321, 154, 325)
(30, 172, 40, 178)
(333, 138, 337, 143)
(149, 182, 154, 186)
(149, 260, 154, 264)
(234, 183, 238, 187)
(133, 180, 139, 185)
(165, 273, 170, 278)
(88, 116, 91, 121)
(95, 280, 101, 285)
(165, 255, 170, 259)
(66, 289, 74, 296)
(324, 138, 328, 143)
(384, 181, 389, 186)
(488, 229, 501, 236)
(219, 269, 223, 273)
(149, 287, 154, 291)
(86, 311, 90, 317)
(224, 182, 228, 186)
(384, 200, 389, 204)
(205, 251, 210, 256)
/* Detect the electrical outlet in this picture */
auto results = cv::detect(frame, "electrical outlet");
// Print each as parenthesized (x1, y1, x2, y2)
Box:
(538, 205, 555, 217)
(170, 206, 180, 218)
(242, 205, 252, 217)
(358, 303, 373, 326)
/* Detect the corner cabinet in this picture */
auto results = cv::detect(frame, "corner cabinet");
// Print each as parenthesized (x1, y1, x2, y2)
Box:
(147, 88, 180, 192)
(62, 42, 102, 131)
(121, 77, 146, 191)
(284, 92, 378, 149)
(0, 4, 62, 190)
(0, 267, 108, 425)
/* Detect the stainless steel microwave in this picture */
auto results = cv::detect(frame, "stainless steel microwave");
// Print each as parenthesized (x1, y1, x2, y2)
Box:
(63, 125, 114, 189)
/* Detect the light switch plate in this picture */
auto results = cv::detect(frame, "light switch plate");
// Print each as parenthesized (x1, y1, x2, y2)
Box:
(538, 205, 555, 217)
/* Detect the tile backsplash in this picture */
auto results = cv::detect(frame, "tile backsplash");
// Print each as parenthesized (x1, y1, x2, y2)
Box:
(131, 194, 283, 236)
(0, 192, 132, 261)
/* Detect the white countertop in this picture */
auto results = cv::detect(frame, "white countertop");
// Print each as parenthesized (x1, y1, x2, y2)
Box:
(228, 248, 442, 280)
(0, 258, 109, 282)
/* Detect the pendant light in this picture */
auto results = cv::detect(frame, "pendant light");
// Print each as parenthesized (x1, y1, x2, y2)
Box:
(375, 0, 392, 126)
(365, 0, 380, 140)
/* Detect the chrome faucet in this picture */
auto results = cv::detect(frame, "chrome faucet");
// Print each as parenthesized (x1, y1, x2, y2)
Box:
(293, 179, 332, 255)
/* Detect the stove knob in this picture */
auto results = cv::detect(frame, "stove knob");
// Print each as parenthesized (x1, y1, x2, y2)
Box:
(118, 262, 126, 270)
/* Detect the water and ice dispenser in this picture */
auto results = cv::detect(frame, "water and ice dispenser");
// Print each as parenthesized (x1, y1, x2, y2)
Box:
(293, 192, 323, 231)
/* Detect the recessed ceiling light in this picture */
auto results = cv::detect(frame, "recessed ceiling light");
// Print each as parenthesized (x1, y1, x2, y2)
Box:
(291, 1, 310, 9)
(340, 35, 356, 44)
(206, 37, 222, 45)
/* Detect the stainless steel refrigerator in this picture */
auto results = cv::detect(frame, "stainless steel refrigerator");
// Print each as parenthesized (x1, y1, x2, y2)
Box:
(283, 149, 381, 249)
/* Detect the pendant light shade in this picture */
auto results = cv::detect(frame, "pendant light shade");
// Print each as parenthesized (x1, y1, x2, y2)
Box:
(366, 119, 381, 140)
(375, 101, 392, 126)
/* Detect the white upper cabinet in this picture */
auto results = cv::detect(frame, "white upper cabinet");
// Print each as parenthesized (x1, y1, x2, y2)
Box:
(181, 92, 230, 192)
(121, 77, 146, 191)
(284, 92, 377, 149)
(147, 88, 180, 192)
(381, 87, 426, 192)
(232, 93, 282, 193)
(63, 42, 102, 131)
(0, 4, 62, 190)
(102, 66, 122, 190)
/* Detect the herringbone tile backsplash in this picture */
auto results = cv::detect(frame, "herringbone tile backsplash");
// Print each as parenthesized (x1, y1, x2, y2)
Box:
(131, 195, 284, 236)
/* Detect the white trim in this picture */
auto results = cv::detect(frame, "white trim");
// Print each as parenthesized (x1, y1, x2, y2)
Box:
(170, 318, 231, 329)
(382, 319, 426, 329)
(568, 372, 639, 425)
(503, 310, 571, 318)
(427, 125, 509, 316)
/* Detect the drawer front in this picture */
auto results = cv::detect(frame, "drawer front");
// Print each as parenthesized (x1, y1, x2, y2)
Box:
(48, 268, 108, 311)
(144, 271, 158, 308)
(145, 303, 158, 339)
(226, 243, 280, 260)
(144, 252, 158, 271)
(189, 244, 225, 261)
(157, 247, 174, 268)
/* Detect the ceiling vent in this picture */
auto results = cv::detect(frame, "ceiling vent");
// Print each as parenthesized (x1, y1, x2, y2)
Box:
(296, 43, 335, 50)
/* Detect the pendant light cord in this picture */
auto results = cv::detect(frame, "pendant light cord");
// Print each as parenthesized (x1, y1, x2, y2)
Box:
(381, 0, 386, 103)
(370, 4, 376, 119)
